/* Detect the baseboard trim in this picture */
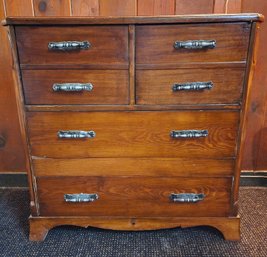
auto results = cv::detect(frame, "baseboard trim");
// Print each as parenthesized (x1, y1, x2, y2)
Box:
(0, 173, 28, 188)
(240, 176, 267, 186)
(0, 172, 266, 188)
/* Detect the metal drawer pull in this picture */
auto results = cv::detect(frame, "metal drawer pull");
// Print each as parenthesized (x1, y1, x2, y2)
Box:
(170, 130, 208, 138)
(172, 81, 213, 92)
(53, 83, 93, 92)
(170, 193, 205, 203)
(174, 40, 216, 49)
(58, 130, 96, 139)
(48, 41, 90, 51)
(64, 193, 99, 203)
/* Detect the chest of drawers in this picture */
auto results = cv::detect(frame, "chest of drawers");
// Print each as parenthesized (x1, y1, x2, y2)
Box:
(5, 14, 263, 241)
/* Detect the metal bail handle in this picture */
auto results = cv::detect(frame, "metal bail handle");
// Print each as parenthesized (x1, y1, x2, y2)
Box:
(64, 193, 99, 203)
(53, 83, 93, 92)
(48, 41, 91, 51)
(172, 81, 213, 91)
(170, 193, 205, 203)
(174, 40, 216, 49)
(170, 130, 208, 139)
(58, 130, 96, 139)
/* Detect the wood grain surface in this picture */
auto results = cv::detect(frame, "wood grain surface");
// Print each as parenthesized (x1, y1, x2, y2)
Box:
(16, 26, 129, 66)
(175, 0, 214, 14)
(136, 23, 251, 65)
(22, 70, 129, 105)
(29, 216, 240, 241)
(33, 0, 71, 16)
(136, 67, 245, 105)
(241, 0, 267, 171)
(4, 0, 34, 16)
(4, 14, 263, 25)
(36, 176, 232, 217)
(138, 0, 175, 15)
(71, 0, 99, 16)
(99, 0, 136, 16)
(32, 157, 235, 177)
(0, 0, 26, 172)
(27, 111, 239, 158)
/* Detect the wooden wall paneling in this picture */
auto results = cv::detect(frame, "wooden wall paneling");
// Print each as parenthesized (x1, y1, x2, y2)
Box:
(227, 0, 242, 13)
(71, 0, 99, 16)
(256, 109, 267, 170)
(175, 0, 214, 14)
(33, 0, 71, 16)
(4, 0, 34, 16)
(241, 0, 267, 171)
(214, 0, 242, 14)
(214, 0, 227, 13)
(0, 0, 27, 172)
(99, 0, 136, 16)
(137, 0, 175, 16)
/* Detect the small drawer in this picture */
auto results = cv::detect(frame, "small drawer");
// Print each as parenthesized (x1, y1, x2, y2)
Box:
(136, 23, 250, 65)
(22, 70, 129, 105)
(27, 111, 239, 158)
(16, 26, 128, 66)
(136, 67, 245, 105)
(37, 176, 232, 217)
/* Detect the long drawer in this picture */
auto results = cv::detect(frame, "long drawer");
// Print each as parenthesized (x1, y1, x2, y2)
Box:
(27, 111, 239, 158)
(16, 26, 128, 66)
(136, 68, 245, 105)
(37, 176, 232, 217)
(22, 70, 129, 105)
(32, 158, 235, 177)
(136, 23, 250, 65)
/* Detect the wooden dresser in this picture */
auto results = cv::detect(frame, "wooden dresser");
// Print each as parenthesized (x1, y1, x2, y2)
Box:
(4, 14, 263, 241)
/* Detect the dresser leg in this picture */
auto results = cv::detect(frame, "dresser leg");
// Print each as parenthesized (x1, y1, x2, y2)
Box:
(29, 217, 51, 241)
(210, 216, 240, 241)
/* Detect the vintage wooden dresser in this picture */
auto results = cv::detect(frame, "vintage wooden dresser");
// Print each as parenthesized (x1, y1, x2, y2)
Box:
(4, 14, 263, 241)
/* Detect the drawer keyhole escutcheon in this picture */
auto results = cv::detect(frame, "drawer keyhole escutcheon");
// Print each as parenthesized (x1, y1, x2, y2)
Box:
(170, 193, 205, 203)
(58, 130, 96, 139)
(173, 40, 216, 49)
(64, 193, 99, 203)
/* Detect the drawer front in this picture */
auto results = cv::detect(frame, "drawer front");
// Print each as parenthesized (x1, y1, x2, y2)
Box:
(33, 158, 235, 177)
(136, 23, 250, 64)
(136, 68, 245, 105)
(37, 176, 232, 217)
(22, 70, 129, 105)
(16, 26, 128, 66)
(27, 111, 239, 158)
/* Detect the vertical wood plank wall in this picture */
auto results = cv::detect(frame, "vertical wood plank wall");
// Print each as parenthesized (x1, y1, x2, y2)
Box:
(1, 0, 265, 173)
(0, 0, 27, 173)
(242, 0, 267, 171)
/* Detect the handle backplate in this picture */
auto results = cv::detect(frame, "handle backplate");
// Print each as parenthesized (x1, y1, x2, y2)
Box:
(64, 193, 99, 203)
(48, 41, 90, 51)
(173, 81, 213, 92)
(53, 83, 93, 92)
(174, 40, 216, 49)
(170, 193, 205, 203)
(58, 130, 96, 139)
(170, 130, 208, 139)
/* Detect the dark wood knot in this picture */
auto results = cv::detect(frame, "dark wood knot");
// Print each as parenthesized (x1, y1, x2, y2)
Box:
(38, 1, 47, 12)
(0, 136, 6, 148)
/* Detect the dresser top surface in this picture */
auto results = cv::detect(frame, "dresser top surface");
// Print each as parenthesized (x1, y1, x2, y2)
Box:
(3, 13, 263, 26)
